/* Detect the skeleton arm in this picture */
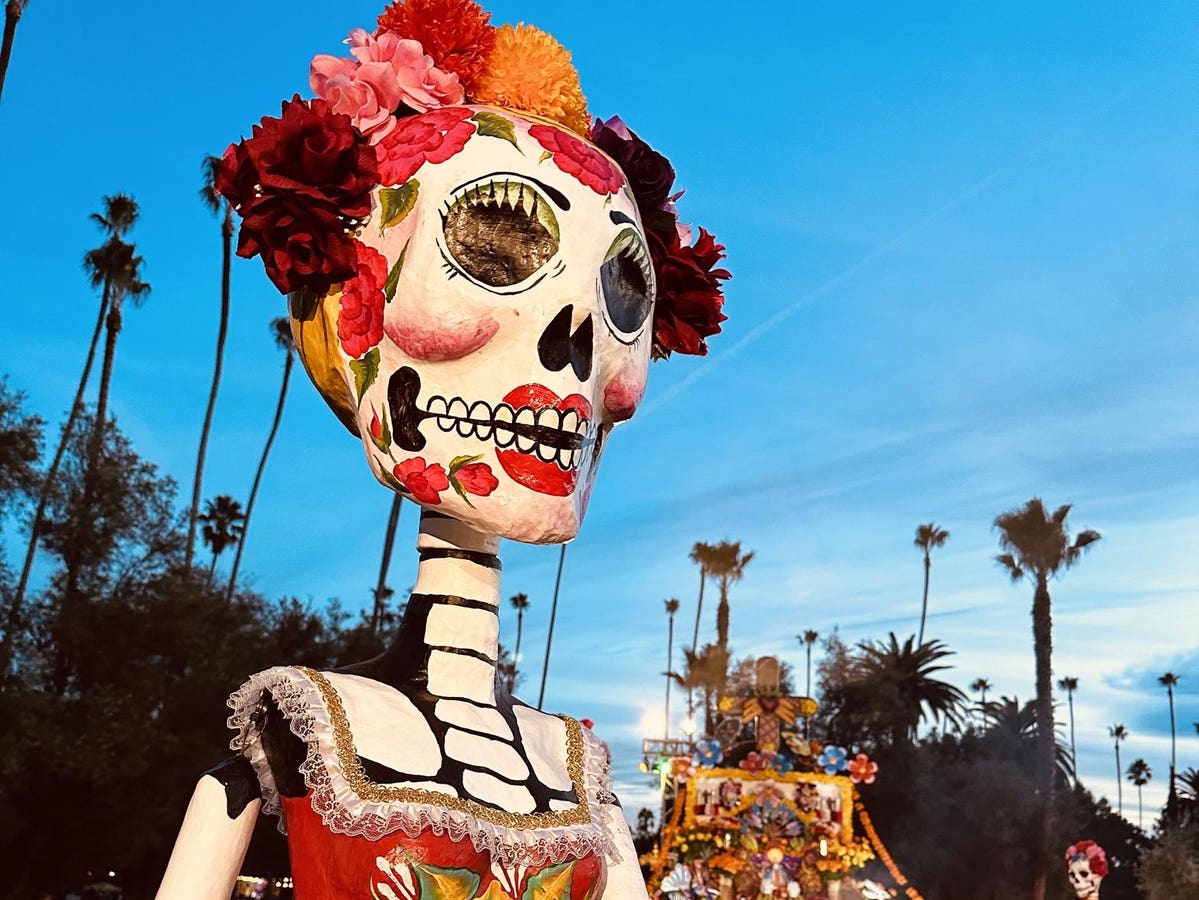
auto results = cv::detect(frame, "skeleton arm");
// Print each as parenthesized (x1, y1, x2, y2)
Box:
(156, 757, 261, 900)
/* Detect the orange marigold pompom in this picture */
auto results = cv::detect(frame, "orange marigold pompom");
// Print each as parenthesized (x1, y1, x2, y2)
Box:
(471, 24, 590, 136)
(377, 0, 496, 93)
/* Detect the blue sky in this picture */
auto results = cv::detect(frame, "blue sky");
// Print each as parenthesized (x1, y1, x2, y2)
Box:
(2, 1, 1197, 826)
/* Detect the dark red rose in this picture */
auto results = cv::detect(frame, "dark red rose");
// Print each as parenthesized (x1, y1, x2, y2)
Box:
(590, 116, 676, 217)
(337, 242, 389, 358)
(648, 226, 730, 358)
(218, 95, 378, 296)
(236, 193, 358, 295)
(376, 106, 477, 186)
(528, 124, 624, 196)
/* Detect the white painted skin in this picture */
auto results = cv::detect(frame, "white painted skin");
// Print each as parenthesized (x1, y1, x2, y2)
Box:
(157, 775, 259, 900)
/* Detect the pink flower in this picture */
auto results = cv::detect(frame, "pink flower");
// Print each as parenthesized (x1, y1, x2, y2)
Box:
(739, 751, 767, 772)
(847, 753, 879, 785)
(454, 462, 498, 496)
(394, 457, 450, 504)
(310, 28, 464, 144)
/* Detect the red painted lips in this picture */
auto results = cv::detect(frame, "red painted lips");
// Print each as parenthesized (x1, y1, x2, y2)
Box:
(496, 384, 592, 497)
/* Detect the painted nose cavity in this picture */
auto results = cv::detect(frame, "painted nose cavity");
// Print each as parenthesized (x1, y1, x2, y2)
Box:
(537, 304, 593, 381)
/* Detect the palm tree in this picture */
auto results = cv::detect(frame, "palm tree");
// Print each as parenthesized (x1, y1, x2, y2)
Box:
(2, 197, 141, 674)
(1178, 766, 1199, 825)
(914, 523, 949, 645)
(1058, 676, 1080, 782)
(670, 643, 730, 738)
(854, 634, 967, 744)
(87, 237, 150, 477)
(688, 542, 713, 654)
(0, 0, 29, 101)
(1159, 672, 1180, 798)
(536, 544, 567, 709)
(994, 498, 1099, 900)
(508, 592, 529, 692)
(799, 630, 819, 737)
(371, 495, 403, 634)
(1127, 758, 1152, 829)
(703, 540, 753, 655)
(225, 319, 295, 601)
(1109, 724, 1128, 814)
(664, 598, 680, 740)
(186, 155, 237, 569)
(970, 677, 992, 726)
(199, 494, 245, 583)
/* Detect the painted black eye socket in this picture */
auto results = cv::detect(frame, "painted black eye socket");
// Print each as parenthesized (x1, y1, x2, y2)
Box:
(442, 178, 560, 288)
(600, 228, 654, 334)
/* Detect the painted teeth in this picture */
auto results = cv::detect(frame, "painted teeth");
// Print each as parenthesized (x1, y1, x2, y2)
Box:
(416, 396, 590, 470)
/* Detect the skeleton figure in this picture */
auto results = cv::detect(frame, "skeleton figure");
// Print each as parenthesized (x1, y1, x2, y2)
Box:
(158, 109, 658, 899)
(1065, 840, 1108, 899)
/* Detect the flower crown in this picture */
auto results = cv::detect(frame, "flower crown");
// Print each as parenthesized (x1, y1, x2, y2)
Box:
(218, 0, 728, 359)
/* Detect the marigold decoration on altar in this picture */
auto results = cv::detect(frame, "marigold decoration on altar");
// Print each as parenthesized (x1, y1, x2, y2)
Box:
(217, 0, 729, 362)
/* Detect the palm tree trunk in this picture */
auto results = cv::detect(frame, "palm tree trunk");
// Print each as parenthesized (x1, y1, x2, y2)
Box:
(207, 551, 219, 585)
(187, 208, 233, 569)
(918, 550, 931, 645)
(225, 352, 292, 601)
(512, 609, 524, 692)
(537, 544, 567, 709)
(689, 564, 705, 718)
(1168, 685, 1177, 798)
(0, 1, 25, 102)
(1115, 741, 1123, 813)
(664, 612, 674, 741)
(1138, 784, 1143, 830)
(1067, 690, 1077, 786)
(371, 494, 403, 633)
(88, 296, 123, 476)
(715, 580, 729, 652)
(804, 642, 813, 738)
(1031, 573, 1055, 900)
(1, 280, 109, 675)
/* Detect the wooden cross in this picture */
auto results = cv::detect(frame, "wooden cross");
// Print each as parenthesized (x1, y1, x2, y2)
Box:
(717, 656, 817, 752)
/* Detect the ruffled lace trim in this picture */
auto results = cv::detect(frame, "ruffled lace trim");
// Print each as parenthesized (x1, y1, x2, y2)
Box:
(227, 666, 619, 866)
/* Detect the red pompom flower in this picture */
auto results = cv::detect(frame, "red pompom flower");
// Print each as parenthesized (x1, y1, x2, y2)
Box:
(377, 0, 496, 94)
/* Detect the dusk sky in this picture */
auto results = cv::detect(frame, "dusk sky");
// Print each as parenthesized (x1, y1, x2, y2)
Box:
(2, 0, 1196, 824)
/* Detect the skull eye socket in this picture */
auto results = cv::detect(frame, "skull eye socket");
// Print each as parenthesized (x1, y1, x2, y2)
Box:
(442, 177, 560, 289)
(600, 228, 654, 336)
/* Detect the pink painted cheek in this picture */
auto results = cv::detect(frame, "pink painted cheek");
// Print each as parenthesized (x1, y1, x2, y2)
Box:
(602, 373, 647, 423)
(383, 315, 499, 361)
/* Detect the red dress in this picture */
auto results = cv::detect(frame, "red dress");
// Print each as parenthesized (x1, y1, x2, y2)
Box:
(229, 666, 616, 900)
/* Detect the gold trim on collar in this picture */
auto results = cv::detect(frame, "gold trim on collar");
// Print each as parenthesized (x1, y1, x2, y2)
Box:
(297, 667, 591, 830)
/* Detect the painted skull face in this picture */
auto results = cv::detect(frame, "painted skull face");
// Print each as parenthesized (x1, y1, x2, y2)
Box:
(1067, 859, 1102, 899)
(293, 107, 654, 543)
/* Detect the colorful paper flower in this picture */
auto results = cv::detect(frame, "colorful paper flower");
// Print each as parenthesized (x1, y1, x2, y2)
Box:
(337, 242, 389, 357)
(375, 105, 477, 185)
(376, 0, 496, 93)
(818, 745, 848, 774)
(394, 457, 450, 503)
(739, 751, 768, 772)
(847, 753, 879, 785)
(471, 24, 589, 136)
(694, 739, 723, 767)
(528, 124, 623, 196)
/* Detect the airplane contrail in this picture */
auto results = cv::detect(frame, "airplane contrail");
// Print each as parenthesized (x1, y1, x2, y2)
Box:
(636, 77, 1146, 421)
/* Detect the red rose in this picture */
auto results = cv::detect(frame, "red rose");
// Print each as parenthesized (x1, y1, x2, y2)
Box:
(375, 106, 477, 186)
(454, 461, 498, 496)
(648, 226, 730, 358)
(528, 124, 623, 196)
(394, 457, 450, 504)
(337, 242, 389, 358)
(236, 193, 358, 295)
(218, 96, 378, 296)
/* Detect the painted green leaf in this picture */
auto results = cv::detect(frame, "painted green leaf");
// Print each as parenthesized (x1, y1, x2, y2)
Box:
(384, 239, 410, 302)
(523, 861, 575, 900)
(349, 347, 380, 404)
(471, 111, 521, 151)
(411, 861, 480, 900)
(538, 149, 552, 164)
(448, 474, 475, 509)
(379, 464, 406, 493)
(448, 453, 482, 476)
(379, 180, 420, 234)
